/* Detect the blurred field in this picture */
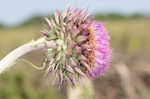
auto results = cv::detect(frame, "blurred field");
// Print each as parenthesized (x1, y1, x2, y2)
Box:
(0, 15, 150, 99)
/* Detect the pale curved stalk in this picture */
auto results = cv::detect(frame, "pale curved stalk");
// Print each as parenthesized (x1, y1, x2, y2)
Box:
(0, 37, 54, 74)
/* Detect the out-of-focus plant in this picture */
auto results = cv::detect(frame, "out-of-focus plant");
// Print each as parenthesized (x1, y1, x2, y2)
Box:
(68, 78, 94, 99)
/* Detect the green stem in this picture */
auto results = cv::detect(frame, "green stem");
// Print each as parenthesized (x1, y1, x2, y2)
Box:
(17, 58, 46, 70)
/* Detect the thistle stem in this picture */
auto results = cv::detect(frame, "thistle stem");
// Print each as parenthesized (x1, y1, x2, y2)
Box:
(17, 58, 46, 70)
(0, 37, 54, 74)
(68, 78, 94, 99)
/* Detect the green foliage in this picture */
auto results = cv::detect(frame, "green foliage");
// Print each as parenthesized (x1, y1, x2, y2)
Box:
(105, 19, 150, 52)
(94, 13, 145, 20)
(0, 24, 5, 28)
(20, 15, 44, 26)
(0, 72, 62, 99)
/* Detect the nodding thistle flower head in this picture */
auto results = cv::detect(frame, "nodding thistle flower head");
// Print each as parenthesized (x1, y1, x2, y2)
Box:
(41, 5, 111, 86)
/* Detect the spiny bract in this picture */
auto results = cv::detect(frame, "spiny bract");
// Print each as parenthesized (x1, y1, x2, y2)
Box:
(41, 5, 111, 86)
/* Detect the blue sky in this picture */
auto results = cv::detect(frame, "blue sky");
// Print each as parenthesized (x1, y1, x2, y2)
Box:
(0, 0, 150, 25)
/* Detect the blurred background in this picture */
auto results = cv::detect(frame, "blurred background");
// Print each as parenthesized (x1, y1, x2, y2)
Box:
(0, 0, 150, 99)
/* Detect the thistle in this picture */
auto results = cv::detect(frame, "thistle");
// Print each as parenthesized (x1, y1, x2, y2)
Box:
(0, 5, 111, 87)
(41, 5, 111, 86)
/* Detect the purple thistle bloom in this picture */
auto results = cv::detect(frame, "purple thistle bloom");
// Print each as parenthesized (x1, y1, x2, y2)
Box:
(41, 5, 111, 86)
(88, 21, 111, 77)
